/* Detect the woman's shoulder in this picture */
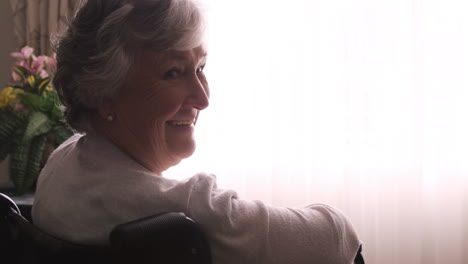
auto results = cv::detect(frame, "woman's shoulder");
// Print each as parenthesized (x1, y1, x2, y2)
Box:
(46, 133, 83, 160)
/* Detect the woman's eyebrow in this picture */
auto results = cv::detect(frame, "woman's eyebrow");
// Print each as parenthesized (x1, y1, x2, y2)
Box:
(170, 54, 190, 63)
(167, 51, 207, 64)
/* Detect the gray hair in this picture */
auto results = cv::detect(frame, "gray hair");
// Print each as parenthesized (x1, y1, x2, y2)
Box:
(53, 0, 206, 132)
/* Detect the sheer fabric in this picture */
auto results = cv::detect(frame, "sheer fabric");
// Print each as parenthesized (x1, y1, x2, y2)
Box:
(167, 0, 468, 263)
(9, 0, 80, 55)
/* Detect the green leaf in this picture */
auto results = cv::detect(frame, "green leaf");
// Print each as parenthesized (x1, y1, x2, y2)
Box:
(41, 90, 65, 122)
(9, 141, 31, 195)
(17, 92, 47, 112)
(51, 105, 64, 121)
(44, 90, 60, 114)
(13, 67, 26, 80)
(49, 97, 65, 122)
(52, 124, 73, 145)
(9, 135, 47, 195)
(22, 112, 52, 142)
(15, 65, 29, 76)
(0, 142, 15, 161)
(24, 135, 47, 194)
(0, 109, 27, 144)
(38, 79, 50, 96)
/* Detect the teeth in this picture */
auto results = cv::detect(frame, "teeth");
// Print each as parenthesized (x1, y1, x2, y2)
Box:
(168, 120, 193, 126)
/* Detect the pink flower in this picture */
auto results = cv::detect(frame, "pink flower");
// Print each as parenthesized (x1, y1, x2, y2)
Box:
(10, 60, 29, 82)
(45, 56, 57, 71)
(11, 70, 22, 82)
(10, 46, 34, 60)
(31, 55, 47, 76)
(39, 70, 49, 79)
(18, 60, 28, 68)
(9, 46, 55, 83)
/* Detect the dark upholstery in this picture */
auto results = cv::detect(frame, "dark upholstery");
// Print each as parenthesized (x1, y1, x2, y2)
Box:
(354, 244, 365, 264)
(0, 193, 211, 264)
(111, 212, 212, 264)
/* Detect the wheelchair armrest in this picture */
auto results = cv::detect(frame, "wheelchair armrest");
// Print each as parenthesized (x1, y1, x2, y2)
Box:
(110, 212, 212, 264)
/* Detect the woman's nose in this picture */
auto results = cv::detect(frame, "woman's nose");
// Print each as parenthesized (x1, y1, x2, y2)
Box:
(186, 75, 209, 110)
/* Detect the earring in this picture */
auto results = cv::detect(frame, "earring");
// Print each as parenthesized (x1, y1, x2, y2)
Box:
(106, 115, 114, 122)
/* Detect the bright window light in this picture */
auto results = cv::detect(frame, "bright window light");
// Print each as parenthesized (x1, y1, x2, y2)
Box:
(167, 1, 468, 262)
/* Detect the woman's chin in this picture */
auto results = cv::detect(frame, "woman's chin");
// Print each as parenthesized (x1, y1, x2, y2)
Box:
(168, 139, 196, 160)
(165, 124, 197, 160)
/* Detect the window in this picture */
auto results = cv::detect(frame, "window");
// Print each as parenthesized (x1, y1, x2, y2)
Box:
(167, 1, 468, 263)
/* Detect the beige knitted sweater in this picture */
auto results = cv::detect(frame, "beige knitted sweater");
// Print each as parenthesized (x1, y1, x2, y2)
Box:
(32, 133, 360, 264)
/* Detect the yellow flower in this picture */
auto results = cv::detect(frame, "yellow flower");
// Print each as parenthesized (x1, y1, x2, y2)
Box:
(27, 75, 35, 88)
(0, 87, 19, 108)
(45, 84, 53, 92)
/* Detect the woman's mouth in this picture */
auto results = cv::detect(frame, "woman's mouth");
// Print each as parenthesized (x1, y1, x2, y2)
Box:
(166, 120, 194, 126)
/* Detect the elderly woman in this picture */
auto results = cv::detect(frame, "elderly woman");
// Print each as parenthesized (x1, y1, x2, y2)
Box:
(32, 0, 361, 263)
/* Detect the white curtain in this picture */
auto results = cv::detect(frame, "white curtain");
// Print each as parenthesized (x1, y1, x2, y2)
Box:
(171, 0, 468, 263)
(10, 0, 81, 55)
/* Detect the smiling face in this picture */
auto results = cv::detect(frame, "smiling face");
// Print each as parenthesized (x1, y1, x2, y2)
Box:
(99, 46, 209, 174)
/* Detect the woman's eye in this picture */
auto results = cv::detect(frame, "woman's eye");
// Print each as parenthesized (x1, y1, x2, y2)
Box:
(196, 64, 205, 73)
(164, 68, 181, 79)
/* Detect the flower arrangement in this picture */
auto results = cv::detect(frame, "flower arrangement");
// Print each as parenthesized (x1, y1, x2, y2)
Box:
(0, 46, 72, 195)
